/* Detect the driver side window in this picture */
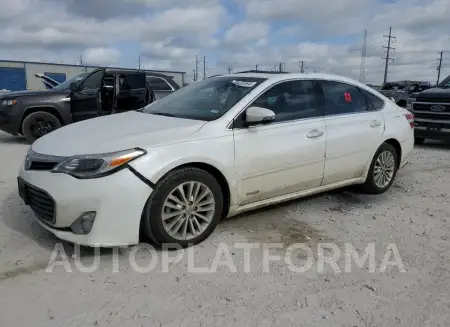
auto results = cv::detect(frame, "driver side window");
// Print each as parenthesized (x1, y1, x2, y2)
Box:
(81, 71, 103, 90)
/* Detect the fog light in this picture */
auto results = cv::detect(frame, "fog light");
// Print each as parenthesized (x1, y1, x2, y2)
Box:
(70, 211, 97, 235)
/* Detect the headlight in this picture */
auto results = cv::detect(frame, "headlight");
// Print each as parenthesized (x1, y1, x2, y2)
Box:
(406, 98, 416, 110)
(1, 99, 17, 106)
(51, 148, 146, 179)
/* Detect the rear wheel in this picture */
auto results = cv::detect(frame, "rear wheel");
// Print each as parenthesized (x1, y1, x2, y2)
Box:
(414, 137, 425, 145)
(360, 143, 399, 194)
(21, 111, 62, 143)
(141, 167, 224, 248)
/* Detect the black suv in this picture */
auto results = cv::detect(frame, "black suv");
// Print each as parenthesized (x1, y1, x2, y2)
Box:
(0, 68, 157, 143)
(408, 75, 450, 144)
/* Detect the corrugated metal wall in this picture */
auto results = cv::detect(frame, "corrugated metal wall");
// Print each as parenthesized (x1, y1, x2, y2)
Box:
(25, 63, 89, 90)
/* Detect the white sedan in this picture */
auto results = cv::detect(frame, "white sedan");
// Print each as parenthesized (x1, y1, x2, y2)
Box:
(17, 73, 415, 247)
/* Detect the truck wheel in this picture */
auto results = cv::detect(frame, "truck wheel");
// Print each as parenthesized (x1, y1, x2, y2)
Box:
(21, 111, 62, 143)
(414, 137, 425, 145)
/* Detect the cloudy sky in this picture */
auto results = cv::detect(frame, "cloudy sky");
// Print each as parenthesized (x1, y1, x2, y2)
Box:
(1, 0, 450, 84)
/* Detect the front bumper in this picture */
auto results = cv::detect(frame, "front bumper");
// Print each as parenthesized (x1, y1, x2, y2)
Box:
(414, 126, 450, 141)
(0, 105, 21, 135)
(18, 164, 153, 247)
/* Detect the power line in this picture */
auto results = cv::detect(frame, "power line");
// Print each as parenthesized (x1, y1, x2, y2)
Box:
(382, 26, 396, 84)
(359, 29, 367, 82)
(437, 51, 443, 85)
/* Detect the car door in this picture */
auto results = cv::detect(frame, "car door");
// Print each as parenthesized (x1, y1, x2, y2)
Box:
(116, 73, 148, 112)
(70, 69, 104, 122)
(317, 80, 385, 185)
(233, 79, 326, 206)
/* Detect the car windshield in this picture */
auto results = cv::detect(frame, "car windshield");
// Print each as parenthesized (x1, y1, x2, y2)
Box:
(53, 72, 90, 90)
(141, 76, 266, 121)
(438, 75, 450, 88)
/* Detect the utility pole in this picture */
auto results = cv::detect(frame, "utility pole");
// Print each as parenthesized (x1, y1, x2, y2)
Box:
(203, 56, 206, 79)
(195, 55, 199, 82)
(300, 61, 304, 73)
(359, 29, 367, 82)
(437, 51, 443, 85)
(79, 53, 83, 65)
(255, 64, 259, 71)
(227, 66, 233, 74)
(382, 27, 396, 84)
(279, 62, 283, 72)
(192, 69, 196, 82)
(138, 56, 141, 70)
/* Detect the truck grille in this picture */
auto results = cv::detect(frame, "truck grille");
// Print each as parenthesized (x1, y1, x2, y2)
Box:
(25, 184, 56, 223)
(412, 102, 450, 121)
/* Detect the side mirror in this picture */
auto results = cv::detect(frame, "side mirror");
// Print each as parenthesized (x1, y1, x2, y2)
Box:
(246, 106, 276, 124)
(70, 82, 79, 91)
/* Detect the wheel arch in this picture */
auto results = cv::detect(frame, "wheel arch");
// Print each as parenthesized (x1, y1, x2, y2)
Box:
(383, 138, 402, 168)
(19, 106, 64, 134)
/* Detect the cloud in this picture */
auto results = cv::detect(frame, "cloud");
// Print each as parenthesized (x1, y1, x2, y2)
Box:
(82, 48, 121, 66)
(1, 0, 450, 84)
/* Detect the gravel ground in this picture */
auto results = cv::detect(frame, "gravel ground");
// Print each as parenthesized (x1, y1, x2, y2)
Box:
(0, 130, 449, 327)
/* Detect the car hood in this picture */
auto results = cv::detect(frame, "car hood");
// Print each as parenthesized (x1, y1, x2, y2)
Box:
(415, 87, 450, 99)
(31, 111, 208, 156)
(0, 89, 69, 99)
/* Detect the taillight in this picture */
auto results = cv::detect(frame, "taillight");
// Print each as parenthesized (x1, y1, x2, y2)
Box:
(405, 112, 414, 129)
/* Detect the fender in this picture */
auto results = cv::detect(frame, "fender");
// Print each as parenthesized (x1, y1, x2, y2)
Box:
(21, 104, 72, 126)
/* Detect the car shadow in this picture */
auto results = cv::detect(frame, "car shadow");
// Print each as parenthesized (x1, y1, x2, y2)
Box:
(0, 132, 28, 145)
(415, 140, 450, 150)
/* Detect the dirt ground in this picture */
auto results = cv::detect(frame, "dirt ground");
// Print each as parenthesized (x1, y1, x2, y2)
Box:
(0, 130, 449, 327)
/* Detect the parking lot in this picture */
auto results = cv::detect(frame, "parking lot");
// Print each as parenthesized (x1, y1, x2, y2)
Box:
(0, 130, 449, 327)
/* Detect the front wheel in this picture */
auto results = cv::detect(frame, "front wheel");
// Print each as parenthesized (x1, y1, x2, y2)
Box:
(360, 143, 399, 194)
(141, 167, 224, 248)
(21, 111, 62, 143)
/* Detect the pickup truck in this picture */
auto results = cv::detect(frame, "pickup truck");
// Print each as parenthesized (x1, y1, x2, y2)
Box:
(407, 75, 450, 144)
(0, 68, 177, 143)
(378, 80, 431, 107)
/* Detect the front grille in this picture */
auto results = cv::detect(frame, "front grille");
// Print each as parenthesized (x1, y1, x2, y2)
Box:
(24, 184, 55, 223)
(413, 101, 450, 121)
(416, 98, 450, 103)
(29, 161, 59, 171)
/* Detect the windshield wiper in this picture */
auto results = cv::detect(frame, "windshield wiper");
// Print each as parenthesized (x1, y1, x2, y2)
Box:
(150, 112, 177, 117)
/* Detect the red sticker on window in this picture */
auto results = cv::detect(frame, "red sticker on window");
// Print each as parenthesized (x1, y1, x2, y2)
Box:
(344, 92, 352, 102)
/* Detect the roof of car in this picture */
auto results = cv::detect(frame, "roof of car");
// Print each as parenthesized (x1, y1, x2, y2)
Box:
(221, 72, 363, 85)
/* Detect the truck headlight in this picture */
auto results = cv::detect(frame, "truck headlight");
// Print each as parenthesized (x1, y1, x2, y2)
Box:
(51, 148, 146, 179)
(406, 98, 416, 111)
(1, 99, 17, 106)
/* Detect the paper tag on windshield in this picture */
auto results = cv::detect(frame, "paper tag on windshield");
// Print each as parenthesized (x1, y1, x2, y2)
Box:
(232, 80, 257, 87)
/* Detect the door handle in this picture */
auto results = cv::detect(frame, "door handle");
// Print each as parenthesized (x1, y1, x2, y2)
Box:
(307, 129, 324, 138)
(370, 120, 381, 127)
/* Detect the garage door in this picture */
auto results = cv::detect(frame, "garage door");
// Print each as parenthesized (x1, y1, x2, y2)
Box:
(44, 72, 66, 84)
(0, 67, 26, 92)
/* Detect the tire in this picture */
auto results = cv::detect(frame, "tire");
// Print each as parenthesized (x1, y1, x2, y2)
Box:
(21, 111, 62, 143)
(141, 167, 224, 248)
(414, 137, 425, 145)
(360, 143, 399, 194)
